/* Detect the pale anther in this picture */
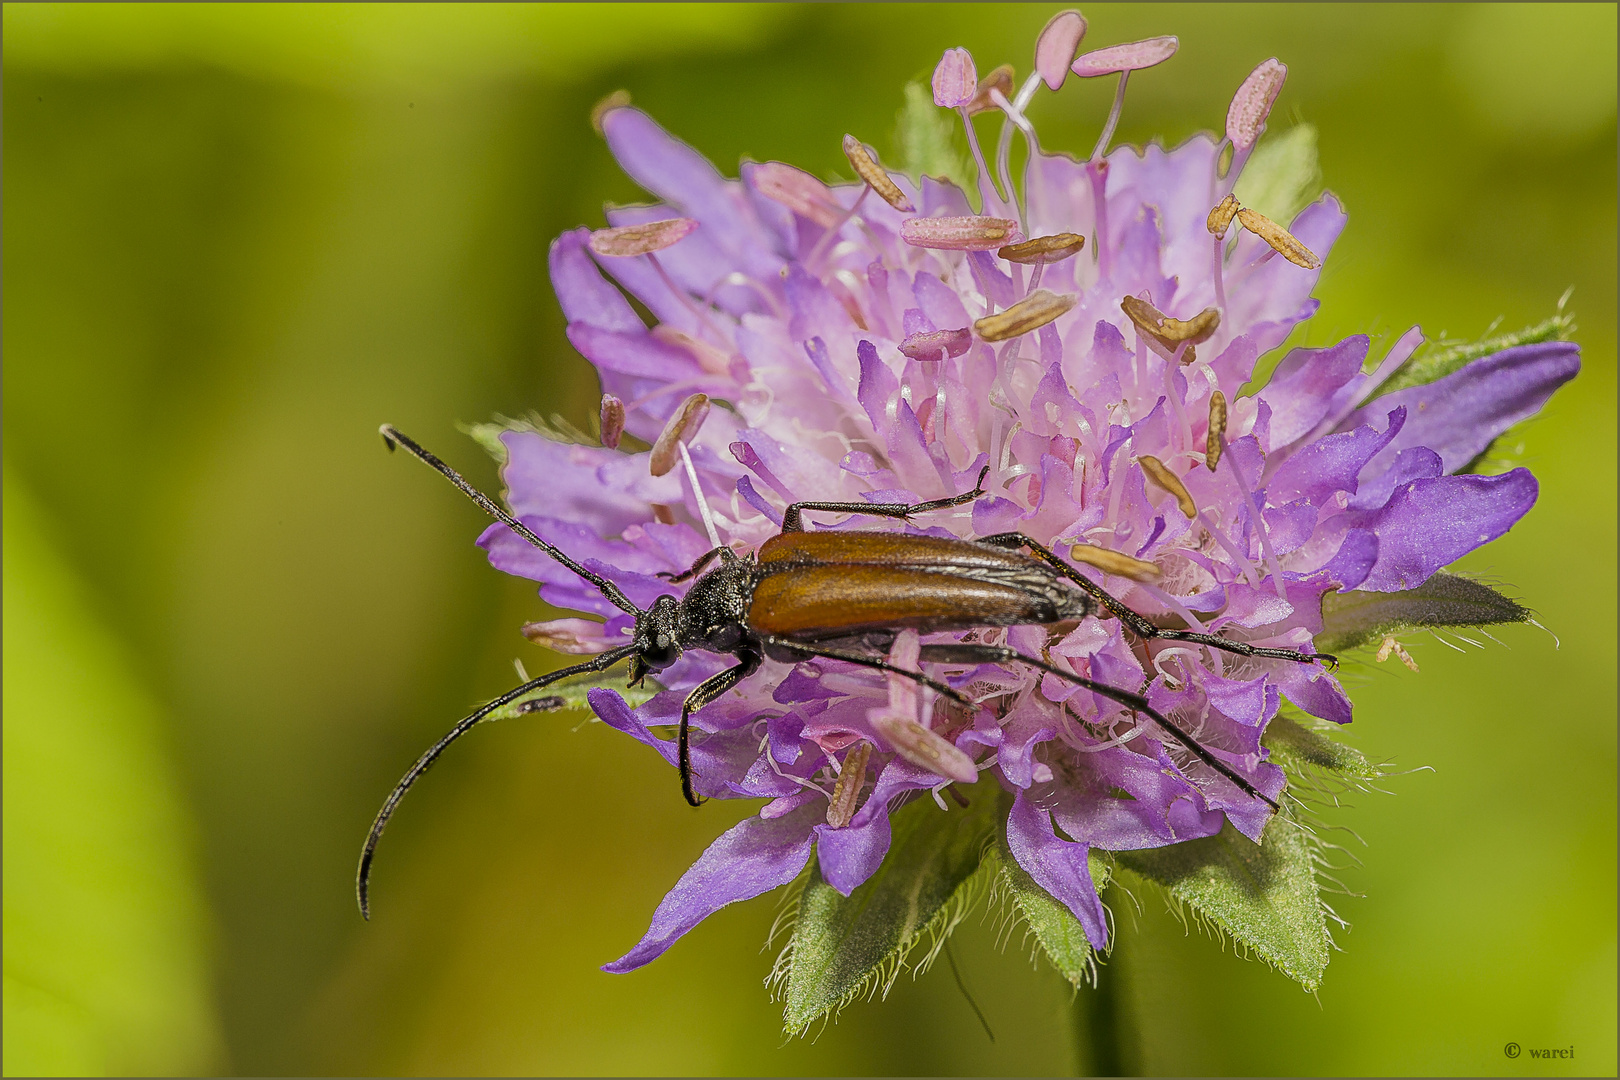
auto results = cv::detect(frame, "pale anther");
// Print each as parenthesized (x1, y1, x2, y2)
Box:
(1236, 207, 1321, 269)
(1138, 454, 1198, 518)
(900, 327, 973, 362)
(872, 715, 978, 784)
(998, 232, 1086, 264)
(600, 394, 625, 449)
(1068, 543, 1162, 582)
(1206, 194, 1240, 238)
(521, 617, 619, 655)
(589, 217, 698, 258)
(652, 324, 732, 375)
(1071, 35, 1179, 78)
(1205, 390, 1227, 472)
(1226, 59, 1287, 152)
(966, 63, 1015, 115)
(901, 214, 1021, 251)
(842, 134, 914, 212)
(1376, 634, 1420, 673)
(1035, 10, 1087, 91)
(751, 161, 841, 228)
(974, 288, 1075, 341)
(1119, 295, 1200, 362)
(590, 89, 631, 135)
(1159, 307, 1220, 344)
(649, 393, 711, 477)
(932, 47, 978, 109)
(825, 741, 872, 828)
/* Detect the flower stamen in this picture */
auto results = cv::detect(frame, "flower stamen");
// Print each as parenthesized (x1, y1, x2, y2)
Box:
(825, 740, 872, 827)
(588, 217, 698, 257)
(841, 134, 914, 212)
(1205, 390, 1228, 471)
(648, 392, 711, 477)
(599, 394, 625, 450)
(900, 327, 973, 362)
(1138, 454, 1198, 518)
(1375, 635, 1420, 673)
(902, 215, 1022, 251)
(1236, 206, 1322, 269)
(999, 233, 1086, 264)
(974, 288, 1075, 341)
(1068, 542, 1162, 582)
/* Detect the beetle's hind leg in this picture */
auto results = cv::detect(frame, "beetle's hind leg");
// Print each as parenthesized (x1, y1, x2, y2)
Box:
(761, 636, 975, 707)
(781, 465, 990, 532)
(915, 642, 1281, 811)
(973, 532, 1336, 668)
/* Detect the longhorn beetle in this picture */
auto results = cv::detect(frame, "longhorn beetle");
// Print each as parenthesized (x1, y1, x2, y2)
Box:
(357, 424, 1334, 916)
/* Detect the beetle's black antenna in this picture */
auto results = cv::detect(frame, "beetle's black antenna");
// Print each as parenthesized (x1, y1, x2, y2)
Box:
(380, 424, 642, 617)
(357, 644, 637, 918)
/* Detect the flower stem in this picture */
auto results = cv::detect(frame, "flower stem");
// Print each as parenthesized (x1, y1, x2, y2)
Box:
(1073, 946, 1140, 1075)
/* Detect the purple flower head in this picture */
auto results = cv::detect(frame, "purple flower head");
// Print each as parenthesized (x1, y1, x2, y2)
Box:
(474, 16, 1578, 1002)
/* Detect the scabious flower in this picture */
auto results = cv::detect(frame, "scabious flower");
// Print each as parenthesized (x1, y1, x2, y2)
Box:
(478, 13, 1578, 999)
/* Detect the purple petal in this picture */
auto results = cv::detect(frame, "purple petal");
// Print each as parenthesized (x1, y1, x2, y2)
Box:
(1353, 469, 1539, 592)
(1276, 664, 1354, 726)
(548, 228, 645, 333)
(499, 430, 654, 537)
(814, 811, 893, 896)
(599, 107, 777, 277)
(1349, 445, 1443, 511)
(602, 801, 820, 973)
(1268, 408, 1405, 506)
(1259, 336, 1369, 446)
(1342, 342, 1580, 476)
(1006, 790, 1108, 948)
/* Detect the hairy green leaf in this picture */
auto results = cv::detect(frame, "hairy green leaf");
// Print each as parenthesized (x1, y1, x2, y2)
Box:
(1371, 307, 1574, 401)
(1317, 571, 1531, 654)
(1263, 713, 1379, 782)
(462, 412, 600, 465)
(986, 835, 1110, 988)
(1233, 123, 1322, 226)
(893, 81, 972, 193)
(486, 670, 659, 723)
(1115, 818, 1330, 991)
(779, 777, 1003, 1032)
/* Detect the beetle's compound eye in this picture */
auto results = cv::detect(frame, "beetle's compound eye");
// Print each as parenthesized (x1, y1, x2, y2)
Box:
(641, 636, 681, 672)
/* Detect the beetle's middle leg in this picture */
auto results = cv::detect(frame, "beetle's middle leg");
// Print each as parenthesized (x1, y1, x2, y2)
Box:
(974, 532, 1336, 667)
(676, 649, 761, 807)
(916, 642, 1280, 811)
(780, 465, 990, 531)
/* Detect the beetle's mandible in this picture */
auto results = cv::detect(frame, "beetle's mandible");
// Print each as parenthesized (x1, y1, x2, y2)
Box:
(357, 424, 1334, 917)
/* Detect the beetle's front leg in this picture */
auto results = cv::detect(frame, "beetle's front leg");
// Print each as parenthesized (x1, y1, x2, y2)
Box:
(676, 649, 761, 806)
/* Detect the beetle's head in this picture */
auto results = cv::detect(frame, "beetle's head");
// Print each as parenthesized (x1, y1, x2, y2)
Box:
(629, 594, 683, 683)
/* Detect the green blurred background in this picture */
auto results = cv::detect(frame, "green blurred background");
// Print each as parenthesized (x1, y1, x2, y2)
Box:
(3, 3, 1614, 1075)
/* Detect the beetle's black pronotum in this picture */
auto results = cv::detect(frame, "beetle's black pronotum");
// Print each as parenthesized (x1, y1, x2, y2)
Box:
(357, 424, 1335, 917)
